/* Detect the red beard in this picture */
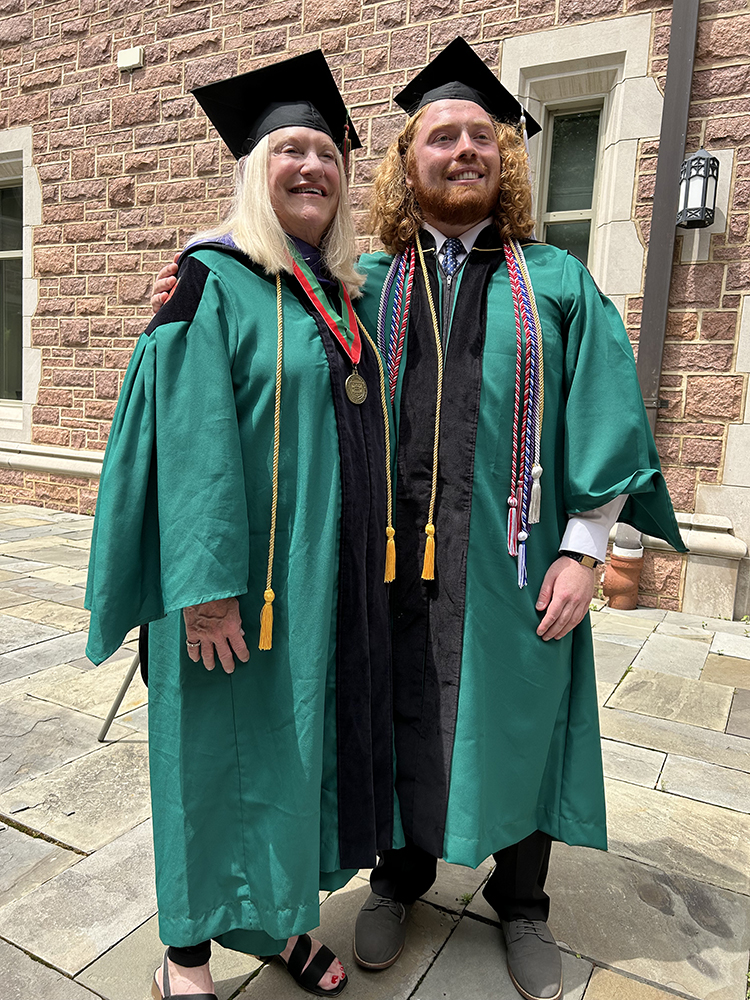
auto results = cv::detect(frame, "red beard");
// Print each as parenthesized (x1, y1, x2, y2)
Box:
(411, 172, 499, 228)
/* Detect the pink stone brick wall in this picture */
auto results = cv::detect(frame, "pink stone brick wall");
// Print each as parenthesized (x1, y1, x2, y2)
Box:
(623, 2, 750, 608)
(1, 0, 748, 610)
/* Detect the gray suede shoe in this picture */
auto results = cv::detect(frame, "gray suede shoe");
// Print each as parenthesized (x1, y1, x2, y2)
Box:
(353, 893, 411, 969)
(501, 919, 562, 1000)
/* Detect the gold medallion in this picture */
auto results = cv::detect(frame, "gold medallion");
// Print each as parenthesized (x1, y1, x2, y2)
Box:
(345, 370, 368, 405)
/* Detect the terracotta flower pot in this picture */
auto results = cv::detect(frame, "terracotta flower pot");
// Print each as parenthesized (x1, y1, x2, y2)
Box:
(603, 550, 645, 611)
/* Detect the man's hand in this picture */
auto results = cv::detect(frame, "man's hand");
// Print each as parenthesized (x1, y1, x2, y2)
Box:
(535, 556, 597, 641)
(183, 597, 250, 673)
(151, 254, 180, 314)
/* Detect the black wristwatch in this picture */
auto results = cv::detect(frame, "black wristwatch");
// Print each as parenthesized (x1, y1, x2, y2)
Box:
(560, 550, 601, 570)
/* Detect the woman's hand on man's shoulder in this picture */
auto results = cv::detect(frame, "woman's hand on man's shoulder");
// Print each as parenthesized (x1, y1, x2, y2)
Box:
(151, 253, 180, 315)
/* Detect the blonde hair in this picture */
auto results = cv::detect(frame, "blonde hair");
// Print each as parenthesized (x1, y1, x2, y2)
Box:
(368, 108, 535, 255)
(191, 134, 365, 297)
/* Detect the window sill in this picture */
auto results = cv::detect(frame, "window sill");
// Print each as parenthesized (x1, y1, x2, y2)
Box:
(0, 400, 23, 434)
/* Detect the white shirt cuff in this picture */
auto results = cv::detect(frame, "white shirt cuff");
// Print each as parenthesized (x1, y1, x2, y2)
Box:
(560, 496, 627, 563)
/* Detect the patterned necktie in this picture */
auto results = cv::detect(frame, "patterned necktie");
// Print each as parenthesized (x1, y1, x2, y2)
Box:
(441, 237, 465, 278)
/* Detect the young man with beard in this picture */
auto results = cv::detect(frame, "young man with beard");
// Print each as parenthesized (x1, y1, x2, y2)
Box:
(150, 39, 683, 1000)
(349, 39, 684, 1000)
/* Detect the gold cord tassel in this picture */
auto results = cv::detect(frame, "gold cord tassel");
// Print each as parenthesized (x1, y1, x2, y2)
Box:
(385, 526, 396, 583)
(415, 233, 444, 583)
(260, 276, 284, 650)
(356, 315, 396, 584)
(422, 523, 436, 580)
(259, 588, 275, 650)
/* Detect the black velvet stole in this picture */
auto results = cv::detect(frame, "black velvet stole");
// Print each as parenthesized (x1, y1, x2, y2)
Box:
(392, 226, 504, 858)
(177, 244, 394, 867)
(285, 275, 394, 870)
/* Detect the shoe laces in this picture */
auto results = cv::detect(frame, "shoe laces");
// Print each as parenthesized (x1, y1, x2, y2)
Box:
(512, 918, 547, 937)
(369, 895, 406, 922)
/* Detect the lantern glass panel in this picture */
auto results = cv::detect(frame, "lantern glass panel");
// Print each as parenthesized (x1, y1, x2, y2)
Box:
(686, 171, 705, 210)
(705, 173, 717, 212)
(678, 171, 689, 213)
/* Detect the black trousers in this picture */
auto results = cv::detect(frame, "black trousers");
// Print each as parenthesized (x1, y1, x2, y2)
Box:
(370, 830, 553, 922)
(168, 941, 212, 967)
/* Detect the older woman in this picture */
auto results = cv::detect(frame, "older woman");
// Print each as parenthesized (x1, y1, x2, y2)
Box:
(85, 51, 398, 999)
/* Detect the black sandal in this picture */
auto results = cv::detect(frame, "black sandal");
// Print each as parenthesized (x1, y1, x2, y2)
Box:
(266, 933, 348, 997)
(151, 951, 218, 1000)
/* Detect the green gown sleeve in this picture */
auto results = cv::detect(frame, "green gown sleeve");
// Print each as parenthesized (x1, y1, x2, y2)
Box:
(560, 253, 686, 551)
(84, 257, 250, 664)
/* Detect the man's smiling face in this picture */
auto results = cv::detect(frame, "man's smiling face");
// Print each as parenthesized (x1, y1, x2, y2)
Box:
(405, 99, 502, 237)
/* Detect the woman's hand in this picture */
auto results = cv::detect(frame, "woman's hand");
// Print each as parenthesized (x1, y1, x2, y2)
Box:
(151, 254, 180, 314)
(183, 597, 250, 673)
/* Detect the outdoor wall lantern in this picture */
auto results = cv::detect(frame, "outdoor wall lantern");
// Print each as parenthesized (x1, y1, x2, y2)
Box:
(676, 148, 719, 228)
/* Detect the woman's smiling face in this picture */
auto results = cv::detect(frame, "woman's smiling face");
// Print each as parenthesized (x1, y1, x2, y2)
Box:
(267, 126, 341, 246)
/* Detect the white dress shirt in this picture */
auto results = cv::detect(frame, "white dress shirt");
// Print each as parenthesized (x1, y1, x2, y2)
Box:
(422, 221, 625, 563)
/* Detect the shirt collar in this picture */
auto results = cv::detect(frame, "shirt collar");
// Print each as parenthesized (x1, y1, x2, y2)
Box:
(423, 217, 493, 256)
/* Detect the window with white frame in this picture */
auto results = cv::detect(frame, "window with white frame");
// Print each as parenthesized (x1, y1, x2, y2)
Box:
(0, 153, 23, 402)
(501, 12, 664, 312)
(540, 107, 602, 266)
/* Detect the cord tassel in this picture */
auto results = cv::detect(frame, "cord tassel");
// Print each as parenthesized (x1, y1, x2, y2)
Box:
(422, 523, 436, 580)
(385, 526, 396, 583)
(507, 496, 518, 557)
(259, 588, 275, 650)
(517, 538, 527, 589)
(529, 463, 543, 524)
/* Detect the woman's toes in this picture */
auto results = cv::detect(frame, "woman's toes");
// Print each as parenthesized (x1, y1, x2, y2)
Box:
(319, 956, 345, 990)
(288, 937, 345, 992)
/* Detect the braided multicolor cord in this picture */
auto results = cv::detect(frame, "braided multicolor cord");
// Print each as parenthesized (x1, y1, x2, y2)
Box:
(503, 238, 544, 588)
(377, 253, 401, 357)
(389, 244, 415, 403)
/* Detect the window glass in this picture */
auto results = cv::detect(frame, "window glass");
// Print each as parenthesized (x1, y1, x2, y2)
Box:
(0, 169, 23, 402)
(545, 221, 591, 265)
(546, 111, 600, 213)
(0, 257, 22, 400)
(0, 186, 22, 253)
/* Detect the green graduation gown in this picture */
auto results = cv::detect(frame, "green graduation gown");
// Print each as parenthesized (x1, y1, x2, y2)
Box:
(356, 231, 685, 869)
(85, 245, 398, 953)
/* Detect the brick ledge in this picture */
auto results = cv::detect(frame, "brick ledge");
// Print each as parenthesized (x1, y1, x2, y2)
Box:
(0, 441, 103, 480)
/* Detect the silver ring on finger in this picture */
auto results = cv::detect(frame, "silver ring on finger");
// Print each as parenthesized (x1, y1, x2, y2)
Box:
(186, 640, 201, 648)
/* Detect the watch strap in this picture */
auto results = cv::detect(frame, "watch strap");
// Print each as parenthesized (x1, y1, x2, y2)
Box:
(560, 550, 600, 570)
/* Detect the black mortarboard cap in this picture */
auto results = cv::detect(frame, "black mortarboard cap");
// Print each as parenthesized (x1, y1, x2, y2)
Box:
(191, 50, 361, 159)
(395, 37, 541, 138)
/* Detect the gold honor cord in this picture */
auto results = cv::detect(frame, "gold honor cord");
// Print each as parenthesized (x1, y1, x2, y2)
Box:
(415, 231, 444, 580)
(514, 244, 545, 429)
(356, 314, 396, 583)
(259, 275, 284, 650)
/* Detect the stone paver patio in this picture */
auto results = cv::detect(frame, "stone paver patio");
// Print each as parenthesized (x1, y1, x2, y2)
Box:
(0, 501, 749, 1000)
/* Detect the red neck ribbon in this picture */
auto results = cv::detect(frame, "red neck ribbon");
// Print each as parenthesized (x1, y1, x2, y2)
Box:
(292, 261, 361, 365)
